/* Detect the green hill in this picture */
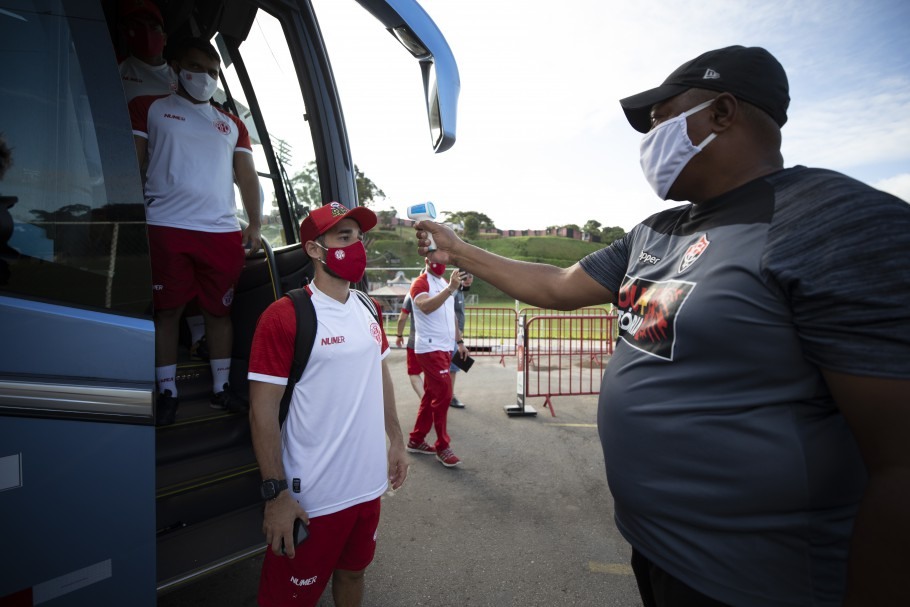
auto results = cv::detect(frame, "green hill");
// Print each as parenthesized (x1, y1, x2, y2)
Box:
(366, 231, 606, 303)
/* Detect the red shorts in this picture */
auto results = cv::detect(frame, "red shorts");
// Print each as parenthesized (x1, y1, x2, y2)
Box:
(406, 347, 421, 376)
(258, 498, 381, 607)
(148, 225, 245, 315)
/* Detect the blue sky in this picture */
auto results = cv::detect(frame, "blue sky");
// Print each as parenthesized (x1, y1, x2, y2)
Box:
(312, 0, 910, 231)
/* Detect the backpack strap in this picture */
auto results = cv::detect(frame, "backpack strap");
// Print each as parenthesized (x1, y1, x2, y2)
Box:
(279, 287, 317, 428)
(277, 288, 381, 429)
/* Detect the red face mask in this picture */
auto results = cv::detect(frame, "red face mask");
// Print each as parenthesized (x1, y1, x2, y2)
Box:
(428, 262, 446, 276)
(127, 24, 165, 58)
(317, 240, 367, 283)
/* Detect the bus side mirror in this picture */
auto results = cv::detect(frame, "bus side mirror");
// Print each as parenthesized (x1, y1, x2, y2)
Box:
(356, 0, 460, 153)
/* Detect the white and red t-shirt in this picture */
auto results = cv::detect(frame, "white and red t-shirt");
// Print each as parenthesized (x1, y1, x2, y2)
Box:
(410, 272, 455, 354)
(248, 283, 390, 518)
(129, 93, 252, 232)
(119, 56, 177, 101)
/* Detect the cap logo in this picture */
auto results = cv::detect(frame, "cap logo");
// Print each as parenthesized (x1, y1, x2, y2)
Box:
(329, 201, 347, 217)
(703, 69, 720, 80)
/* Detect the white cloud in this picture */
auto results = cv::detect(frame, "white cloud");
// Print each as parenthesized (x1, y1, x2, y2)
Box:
(873, 174, 910, 203)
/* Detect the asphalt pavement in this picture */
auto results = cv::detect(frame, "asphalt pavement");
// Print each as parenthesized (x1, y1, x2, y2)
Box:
(158, 349, 643, 607)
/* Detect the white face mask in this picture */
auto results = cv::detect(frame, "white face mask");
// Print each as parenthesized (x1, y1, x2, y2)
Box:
(178, 68, 218, 102)
(639, 98, 717, 200)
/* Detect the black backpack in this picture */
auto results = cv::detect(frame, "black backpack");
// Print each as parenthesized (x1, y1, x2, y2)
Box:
(278, 287, 380, 427)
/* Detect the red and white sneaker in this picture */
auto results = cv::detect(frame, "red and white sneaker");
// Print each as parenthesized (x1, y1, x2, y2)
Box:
(436, 448, 462, 468)
(406, 440, 436, 455)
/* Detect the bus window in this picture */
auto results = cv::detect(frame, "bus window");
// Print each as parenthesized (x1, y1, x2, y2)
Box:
(0, 1, 151, 314)
(218, 10, 319, 248)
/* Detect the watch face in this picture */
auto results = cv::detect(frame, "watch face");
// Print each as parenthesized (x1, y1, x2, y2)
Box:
(261, 479, 286, 500)
(260, 480, 277, 500)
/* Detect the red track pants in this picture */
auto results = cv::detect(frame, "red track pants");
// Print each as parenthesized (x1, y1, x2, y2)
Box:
(410, 350, 453, 451)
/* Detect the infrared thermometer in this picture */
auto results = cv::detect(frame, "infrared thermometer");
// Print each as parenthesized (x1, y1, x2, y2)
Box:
(407, 201, 438, 251)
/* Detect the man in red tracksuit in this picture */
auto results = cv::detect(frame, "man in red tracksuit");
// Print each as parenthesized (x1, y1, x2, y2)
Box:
(406, 259, 467, 467)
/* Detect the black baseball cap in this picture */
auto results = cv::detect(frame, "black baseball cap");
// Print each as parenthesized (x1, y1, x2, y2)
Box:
(619, 45, 790, 133)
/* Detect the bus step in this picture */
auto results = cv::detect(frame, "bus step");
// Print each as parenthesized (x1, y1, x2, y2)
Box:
(156, 503, 265, 592)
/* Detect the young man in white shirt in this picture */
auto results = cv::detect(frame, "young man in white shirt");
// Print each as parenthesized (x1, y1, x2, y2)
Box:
(249, 202, 408, 607)
(130, 37, 261, 424)
(406, 259, 468, 467)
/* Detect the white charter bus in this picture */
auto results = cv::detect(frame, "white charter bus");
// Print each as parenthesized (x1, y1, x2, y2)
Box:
(0, 0, 458, 603)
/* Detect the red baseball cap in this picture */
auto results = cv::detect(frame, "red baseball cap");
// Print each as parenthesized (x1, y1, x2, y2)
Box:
(120, 0, 164, 25)
(299, 201, 377, 243)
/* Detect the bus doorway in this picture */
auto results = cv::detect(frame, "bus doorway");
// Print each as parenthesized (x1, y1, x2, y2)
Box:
(0, 0, 458, 603)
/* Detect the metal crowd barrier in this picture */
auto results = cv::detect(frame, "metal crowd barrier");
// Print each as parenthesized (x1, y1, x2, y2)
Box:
(506, 312, 617, 417)
(463, 307, 518, 366)
(518, 305, 614, 319)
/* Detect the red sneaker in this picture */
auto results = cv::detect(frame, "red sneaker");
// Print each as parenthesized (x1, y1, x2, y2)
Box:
(436, 448, 462, 468)
(406, 440, 436, 455)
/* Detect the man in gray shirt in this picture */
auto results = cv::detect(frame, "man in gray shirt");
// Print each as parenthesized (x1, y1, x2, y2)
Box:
(448, 271, 473, 408)
(412, 46, 909, 607)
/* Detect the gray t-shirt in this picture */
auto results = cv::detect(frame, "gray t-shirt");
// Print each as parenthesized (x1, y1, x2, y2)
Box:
(402, 293, 416, 349)
(453, 288, 465, 332)
(579, 166, 910, 607)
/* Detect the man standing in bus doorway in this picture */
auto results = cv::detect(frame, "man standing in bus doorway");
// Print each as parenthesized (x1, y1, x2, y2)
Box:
(117, 0, 177, 101)
(118, 0, 209, 361)
(248, 202, 408, 607)
(414, 45, 910, 607)
(130, 37, 262, 425)
(395, 290, 424, 400)
(406, 258, 468, 467)
(448, 270, 473, 409)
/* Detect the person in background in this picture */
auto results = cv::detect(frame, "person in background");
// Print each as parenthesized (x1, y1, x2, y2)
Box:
(395, 291, 424, 400)
(130, 37, 262, 425)
(249, 202, 408, 607)
(117, 0, 177, 102)
(406, 259, 467, 467)
(448, 270, 473, 409)
(414, 45, 909, 607)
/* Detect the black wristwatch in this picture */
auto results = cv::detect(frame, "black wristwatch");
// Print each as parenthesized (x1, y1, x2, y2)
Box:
(260, 478, 288, 501)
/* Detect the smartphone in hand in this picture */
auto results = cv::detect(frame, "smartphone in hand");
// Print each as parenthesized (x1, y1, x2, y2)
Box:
(280, 518, 309, 555)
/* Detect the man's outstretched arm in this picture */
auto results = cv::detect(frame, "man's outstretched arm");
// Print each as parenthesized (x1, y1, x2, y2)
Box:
(416, 221, 615, 310)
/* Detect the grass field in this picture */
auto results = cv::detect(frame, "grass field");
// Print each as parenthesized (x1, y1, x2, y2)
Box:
(394, 302, 618, 342)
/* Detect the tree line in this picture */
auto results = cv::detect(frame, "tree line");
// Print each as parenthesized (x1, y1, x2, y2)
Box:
(282, 162, 626, 243)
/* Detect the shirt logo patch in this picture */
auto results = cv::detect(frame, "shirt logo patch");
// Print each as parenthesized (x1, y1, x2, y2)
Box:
(164, 113, 186, 121)
(616, 275, 695, 361)
(213, 119, 230, 134)
(678, 234, 710, 274)
(222, 286, 234, 306)
(370, 322, 381, 344)
(321, 335, 346, 346)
